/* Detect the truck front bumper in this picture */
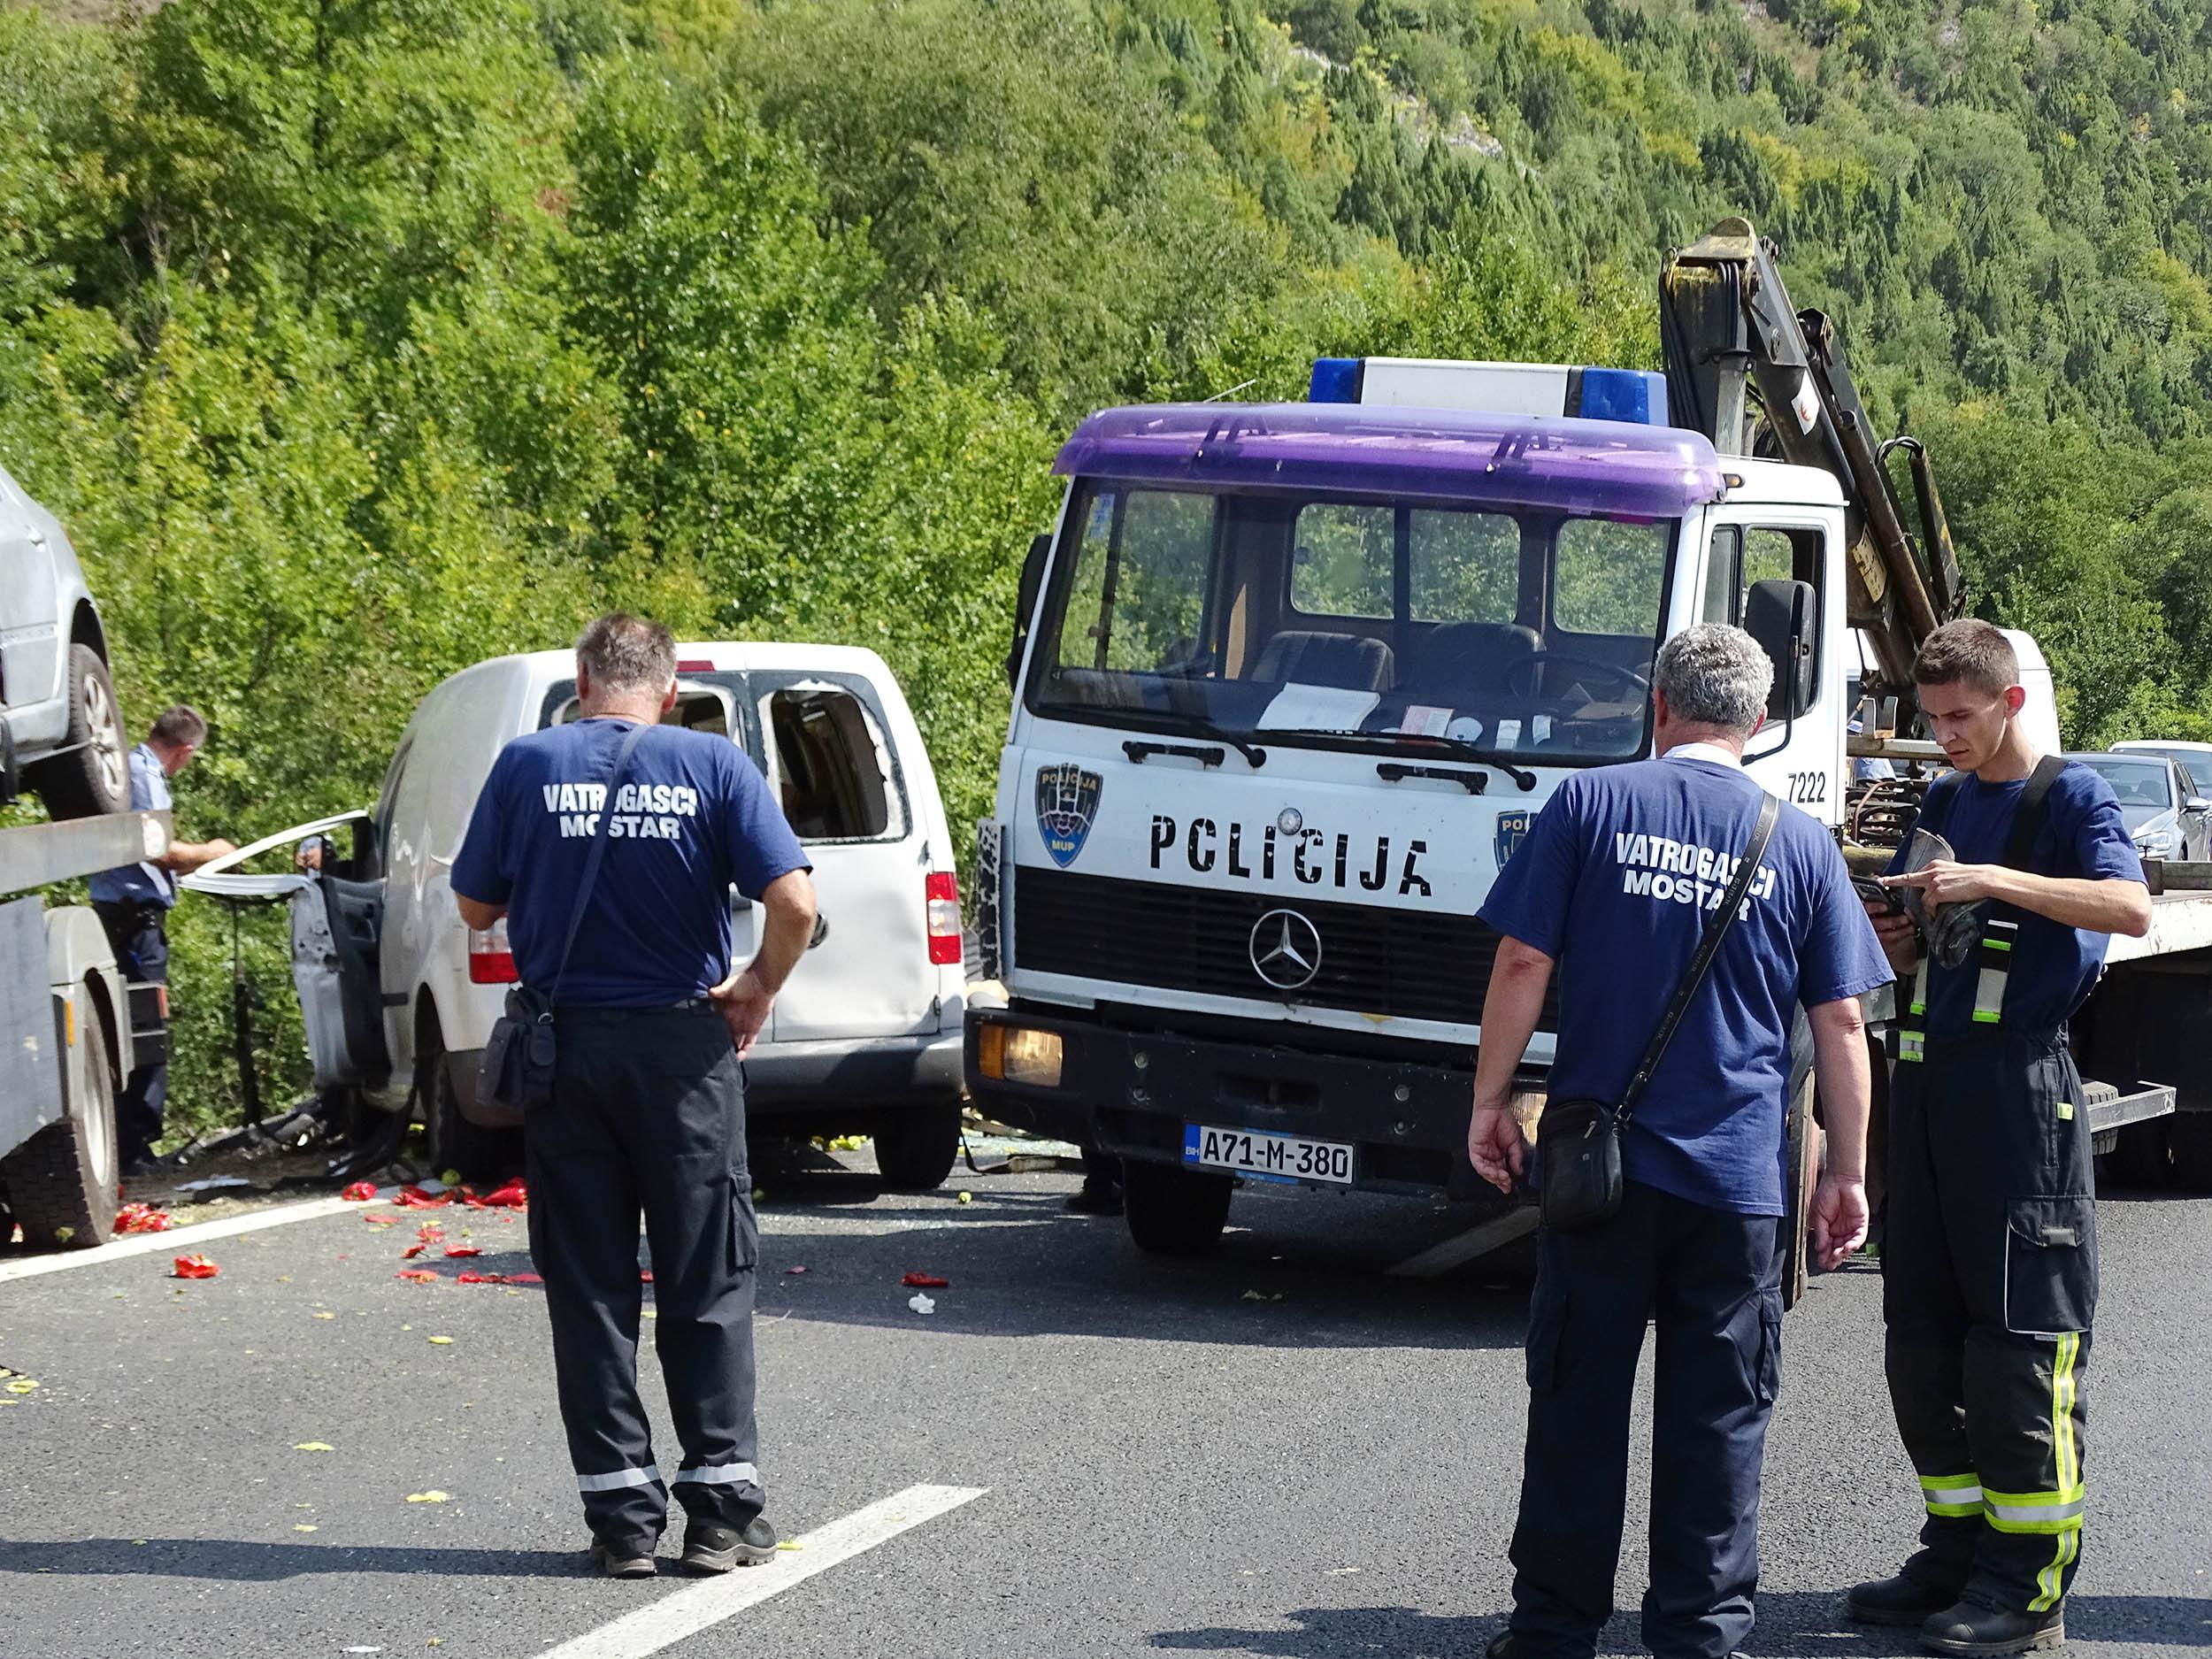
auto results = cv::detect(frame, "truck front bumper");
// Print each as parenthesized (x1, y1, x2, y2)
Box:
(966, 1004, 1498, 1198)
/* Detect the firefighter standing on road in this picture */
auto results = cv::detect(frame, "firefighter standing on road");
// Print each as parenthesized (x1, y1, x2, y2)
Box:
(451, 614, 818, 1578)
(1854, 620, 2149, 1655)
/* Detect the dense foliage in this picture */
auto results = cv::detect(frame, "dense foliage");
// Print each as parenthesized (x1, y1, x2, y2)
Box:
(5, 0, 2212, 1134)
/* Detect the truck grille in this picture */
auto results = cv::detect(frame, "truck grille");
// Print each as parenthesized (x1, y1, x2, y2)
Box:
(1012, 867, 1555, 1029)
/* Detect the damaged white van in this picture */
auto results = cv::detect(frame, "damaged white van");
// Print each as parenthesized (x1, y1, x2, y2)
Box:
(188, 643, 968, 1186)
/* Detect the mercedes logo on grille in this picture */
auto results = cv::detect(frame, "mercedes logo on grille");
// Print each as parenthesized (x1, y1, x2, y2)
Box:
(1249, 909, 1323, 992)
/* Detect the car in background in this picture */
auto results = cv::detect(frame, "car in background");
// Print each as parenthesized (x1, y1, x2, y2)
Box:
(2067, 750, 2212, 862)
(185, 643, 969, 1187)
(2114, 739, 2212, 799)
(0, 462, 129, 818)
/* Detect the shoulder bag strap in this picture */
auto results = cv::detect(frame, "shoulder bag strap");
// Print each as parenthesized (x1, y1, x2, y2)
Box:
(1999, 755, 2068, 872)
(544, 721, 653, 1004)
(1616, 790, 1780, 1130)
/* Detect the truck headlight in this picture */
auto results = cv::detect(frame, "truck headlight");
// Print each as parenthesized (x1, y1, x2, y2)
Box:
(977, 1025, 1063, 1088)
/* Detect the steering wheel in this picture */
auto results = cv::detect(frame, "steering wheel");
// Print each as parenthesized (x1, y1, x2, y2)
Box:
(1504, 653, 1651, 704)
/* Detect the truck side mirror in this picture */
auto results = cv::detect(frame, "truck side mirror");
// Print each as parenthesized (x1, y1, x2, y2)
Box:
(1006, 533, 1051, 693)
(1744, 578, 1818, 720)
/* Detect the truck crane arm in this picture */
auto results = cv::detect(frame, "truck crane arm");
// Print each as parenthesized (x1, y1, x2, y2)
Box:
(1660, 217, 1964, 696)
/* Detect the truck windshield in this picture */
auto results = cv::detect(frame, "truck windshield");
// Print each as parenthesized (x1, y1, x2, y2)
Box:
(1025, 482, 1673, 763)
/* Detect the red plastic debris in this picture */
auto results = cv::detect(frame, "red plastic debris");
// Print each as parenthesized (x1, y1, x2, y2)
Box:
(444, 1245, 482, 1259)
(462, 1178, 526, 1210)
(396, 1269, 440, 1283)
(393, 1186, 454, 1210)
(901, 1272, 949, 1289)
(416, 1222, 445, 1243)
(401, 1244, 426, 1260)
(508, 1272, 543, 1286)
(171, 1254, 219, 1279)
(638, 1269, 653, 1283)
(361, 1214, 400, 1227)
(115, 1202, 174, 1234)
(341, 1182, 378, 1202)
(784, 1266, 810, 1276)
(455, 1271, 506, 1285)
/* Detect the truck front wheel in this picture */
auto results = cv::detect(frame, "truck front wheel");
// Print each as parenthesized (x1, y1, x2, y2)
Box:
(872, 1101, 962, 1193)
(1, 999, 120, 1248)
(1123, 1159, 1233, 1256)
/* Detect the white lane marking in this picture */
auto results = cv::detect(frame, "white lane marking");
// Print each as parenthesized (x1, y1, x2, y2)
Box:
(534, 1484, 987, 1659)
(0, 1195, 359, 1285)
(1385, 1205, 1540, 1278)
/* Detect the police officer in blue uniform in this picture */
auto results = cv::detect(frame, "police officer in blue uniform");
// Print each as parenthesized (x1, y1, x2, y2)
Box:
(1852, 621, 2147, 1655)
(453, 615, 817, 1578)
(88, 703, 234, 1176)
(1468, 624, 1892, 1659)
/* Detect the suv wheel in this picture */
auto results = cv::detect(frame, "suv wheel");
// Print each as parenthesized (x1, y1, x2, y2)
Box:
(29, 645, 130, 819)
(871, 1101, 962, 1192)
(1123, 1159, 1233, 1255)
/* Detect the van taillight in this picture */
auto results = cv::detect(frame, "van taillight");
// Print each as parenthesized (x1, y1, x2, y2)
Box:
(925, 872, 962, 966)
(468, 918, 518, 984)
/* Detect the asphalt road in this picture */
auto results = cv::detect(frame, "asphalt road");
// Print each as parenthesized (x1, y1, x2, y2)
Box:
(2, 1157, 2208, 1659)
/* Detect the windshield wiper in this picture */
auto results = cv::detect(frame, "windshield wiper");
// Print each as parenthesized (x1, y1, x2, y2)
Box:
(1172, 719, 1267, 767)
(1265, 727, 1538, 791)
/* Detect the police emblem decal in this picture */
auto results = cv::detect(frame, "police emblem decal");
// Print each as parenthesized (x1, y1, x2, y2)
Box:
(1035, 764, 1105, 869)
(1494, 808, 1532, 867)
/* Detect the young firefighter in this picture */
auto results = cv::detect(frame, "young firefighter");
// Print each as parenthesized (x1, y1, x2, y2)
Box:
(1854, 620, 2149, 1655)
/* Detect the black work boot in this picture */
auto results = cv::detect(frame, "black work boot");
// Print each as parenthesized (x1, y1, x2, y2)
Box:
(1848, 1571, 1965, 1627)
(680, 1514, 778, 1572)
(1921, 1598, 2066, 1655)
(588, 1538, 656, 1578)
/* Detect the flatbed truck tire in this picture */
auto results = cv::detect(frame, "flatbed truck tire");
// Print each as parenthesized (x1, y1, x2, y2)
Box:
(1124, 1159, 1233, 1256)
(2166, 1114, 2212, 1194)
(0, 1006, 119, 1249)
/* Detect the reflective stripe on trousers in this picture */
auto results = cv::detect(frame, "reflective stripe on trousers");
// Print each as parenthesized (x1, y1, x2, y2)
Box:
(577, 1464, 664, 1494)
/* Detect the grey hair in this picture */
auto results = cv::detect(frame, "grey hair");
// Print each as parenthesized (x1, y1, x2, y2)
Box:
(148, 704, 209, 749)
(1653, 624, 1773, 735)
(575, 612, 676, 695)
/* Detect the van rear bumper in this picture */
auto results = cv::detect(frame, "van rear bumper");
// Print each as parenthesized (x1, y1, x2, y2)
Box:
(743, 1032, 964, 1114)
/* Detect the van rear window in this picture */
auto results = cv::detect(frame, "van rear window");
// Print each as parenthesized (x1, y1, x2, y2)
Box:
(769, 688, 899, 841)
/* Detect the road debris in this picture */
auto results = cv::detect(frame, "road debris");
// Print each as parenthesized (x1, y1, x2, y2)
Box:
(341, 1183, 378, 1202)
(404, 1490, 451, 1503)
(114, 1202, 174, 1234)
(444, 1245, 482, 1259)
(901, 1272, 949, 1288)
(294, 1441, 336, 1452)
(170, 1255, 219, 1279)
(907, 1293, 936, 1314)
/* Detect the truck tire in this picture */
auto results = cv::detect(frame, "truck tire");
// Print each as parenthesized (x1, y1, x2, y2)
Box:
(871, 1102, 961, 1193)
(2099, 1117, 2170, 1191)
(2167, 1114, 2212, 1194)
(423, 1042, 512, 1184)
(1123, 1159, 1233, 1256)
(0, 1006, 119, 1249)
(27, 645, 130, 820)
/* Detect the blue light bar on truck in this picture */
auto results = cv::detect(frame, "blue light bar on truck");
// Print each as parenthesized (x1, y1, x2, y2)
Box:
(1308, 357, 1671, 428)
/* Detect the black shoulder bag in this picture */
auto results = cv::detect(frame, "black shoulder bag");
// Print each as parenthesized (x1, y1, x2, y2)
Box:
(473, 723, 652, 1126)
(1537, 791, 1780, 1232)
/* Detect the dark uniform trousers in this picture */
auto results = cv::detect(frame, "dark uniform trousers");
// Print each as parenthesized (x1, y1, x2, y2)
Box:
(92, 901, 169, 1166)
(526, 1003, 764, 1551)
(1885, 1028, 2093, 1614)
(1509, 1180, 1784, 1659)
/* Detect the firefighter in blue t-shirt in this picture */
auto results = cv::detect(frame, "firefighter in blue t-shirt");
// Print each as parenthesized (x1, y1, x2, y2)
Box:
(1468, 624, 1892, 1659)
(1850, 621, 2148, 1655)
(452, 614, 817, 1579)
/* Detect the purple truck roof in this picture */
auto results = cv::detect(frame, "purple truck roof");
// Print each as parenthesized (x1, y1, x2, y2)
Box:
(1052, 402, 1726, 518)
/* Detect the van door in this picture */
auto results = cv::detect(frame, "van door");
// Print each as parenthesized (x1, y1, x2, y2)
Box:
(749, 672, 937, 1042)
(180, 811, 389, 1089)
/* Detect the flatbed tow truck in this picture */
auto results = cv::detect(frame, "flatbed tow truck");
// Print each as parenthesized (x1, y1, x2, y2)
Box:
(0, 794, 170, 1249)
(966, 216, 2208, 1301)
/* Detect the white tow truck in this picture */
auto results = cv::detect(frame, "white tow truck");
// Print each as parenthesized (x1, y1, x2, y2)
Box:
(0, 801, 171, 1248)
(966, 217, 2205, 1298)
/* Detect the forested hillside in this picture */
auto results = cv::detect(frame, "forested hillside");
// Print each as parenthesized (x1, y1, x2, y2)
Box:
(5, 0, 2212, 1131)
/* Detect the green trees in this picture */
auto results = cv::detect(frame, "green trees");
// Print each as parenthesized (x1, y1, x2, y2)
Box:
(5, 0, 2212, 1138)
